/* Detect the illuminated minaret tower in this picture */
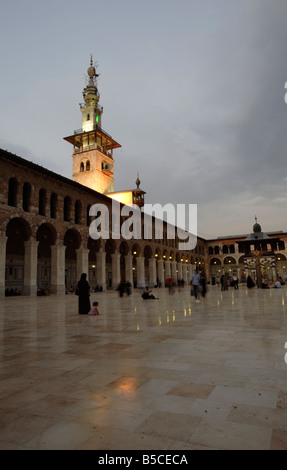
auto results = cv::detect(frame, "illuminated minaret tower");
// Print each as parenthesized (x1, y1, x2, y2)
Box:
(64, 57, 121, 194)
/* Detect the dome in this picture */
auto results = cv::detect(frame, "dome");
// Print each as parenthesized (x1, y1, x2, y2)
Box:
(253, 217, 261, 233)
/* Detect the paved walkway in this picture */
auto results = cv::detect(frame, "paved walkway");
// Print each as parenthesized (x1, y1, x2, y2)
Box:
(0, 284, 287, 450)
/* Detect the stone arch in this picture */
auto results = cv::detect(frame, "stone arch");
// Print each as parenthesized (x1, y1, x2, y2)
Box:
(223, 256, 237, 265)
(36, 223, 57, 256)
(223, 256, 237, 279)
(64, 228, 82, 258)
(36, 223, 57, 289)
(5, 217, 32, 294)
(64, 228, 82, 288)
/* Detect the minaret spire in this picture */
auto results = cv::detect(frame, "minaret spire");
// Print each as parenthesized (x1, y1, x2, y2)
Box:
(63, 58, 121, 195)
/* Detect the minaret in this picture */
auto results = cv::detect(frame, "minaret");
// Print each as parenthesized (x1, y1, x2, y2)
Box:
(133, 173, 145, 207)
(63, 57, 121, 194)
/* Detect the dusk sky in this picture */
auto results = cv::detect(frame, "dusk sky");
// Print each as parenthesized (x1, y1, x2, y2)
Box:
(1, 0, 287, 239)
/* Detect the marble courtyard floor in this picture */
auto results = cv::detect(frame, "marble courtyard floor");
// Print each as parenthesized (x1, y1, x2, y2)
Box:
(0, 284, 287, 450)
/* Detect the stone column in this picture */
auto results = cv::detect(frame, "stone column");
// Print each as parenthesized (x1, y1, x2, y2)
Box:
(96, 249, 106, 291)
(182, 263, 188, 284)
(157, 259, 164, 286)
(177, 262, 183, 281)
(125, 253, 133, 287)
(149, 257, 157, 287)
(76, 247, 90, 282)
(205, 262, 211, 284)
(51, 243, 66, 295)
(112, 252, 121, 289)
(164, 259, 171, 279)
(0, 235, 7, 297)
(171, 261, 177, 282)
(136, 256, 145, 288)
(186, 263, 192, 284)
(23, 238, 39, 296)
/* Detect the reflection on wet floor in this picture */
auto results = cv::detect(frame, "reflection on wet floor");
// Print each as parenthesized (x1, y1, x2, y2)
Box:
(0, 285, 287, 449)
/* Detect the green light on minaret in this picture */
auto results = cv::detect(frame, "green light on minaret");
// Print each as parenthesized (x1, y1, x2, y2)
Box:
(96, 114, 99, 123)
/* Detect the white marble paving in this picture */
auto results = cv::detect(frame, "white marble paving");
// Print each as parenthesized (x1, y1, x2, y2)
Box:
(0, 284, 287, 449)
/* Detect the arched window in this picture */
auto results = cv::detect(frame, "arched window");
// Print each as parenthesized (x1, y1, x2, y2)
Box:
(50, 193, 58, 219)
(229, 244, 235, 253)
(87, 114, 90, 121)
(22, 182, 31, 212)
(8, 177, 18, 207)
(64, 196, 72, 222)
(75, 200, 82, 225)
(223, 245, 228, 254)
(208, 246, 214, 255)
(279, 240, 285, 250)
(214, 246, 220, 255)
(39, 188, 47, 216)
(86, 160, 90, 171)
(80, 162, 84, 172)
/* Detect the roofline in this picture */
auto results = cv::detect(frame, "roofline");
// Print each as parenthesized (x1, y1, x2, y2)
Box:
(0, 148, 112, 204)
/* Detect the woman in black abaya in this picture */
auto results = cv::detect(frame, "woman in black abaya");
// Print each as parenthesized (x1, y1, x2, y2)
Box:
(77, 273, 91, 314)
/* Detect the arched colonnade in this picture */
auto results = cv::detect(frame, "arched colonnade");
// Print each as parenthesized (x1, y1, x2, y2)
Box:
(1, 216, 197, 296)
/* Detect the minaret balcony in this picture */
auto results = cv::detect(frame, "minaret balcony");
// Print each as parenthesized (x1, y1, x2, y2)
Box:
(74, 125, 113, 139)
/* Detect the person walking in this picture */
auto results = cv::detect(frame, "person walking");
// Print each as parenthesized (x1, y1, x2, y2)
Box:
(191, 269, 201, 303)
(76, 273, 91, 314)
(232, 274, 239, 290)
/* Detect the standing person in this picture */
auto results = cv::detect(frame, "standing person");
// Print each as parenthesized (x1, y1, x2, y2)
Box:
(232, 273, 239, 290)
(220, 274, 225, 291)
(191, 269, 201, 303)
(201, 272, 207, 298)
(77, 273, 91, 314)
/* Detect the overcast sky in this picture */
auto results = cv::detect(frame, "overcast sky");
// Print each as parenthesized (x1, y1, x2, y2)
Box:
(1, 0, 287, 239)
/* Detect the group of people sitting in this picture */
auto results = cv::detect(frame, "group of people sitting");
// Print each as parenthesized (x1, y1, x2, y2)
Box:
(247, 275, 285, 289)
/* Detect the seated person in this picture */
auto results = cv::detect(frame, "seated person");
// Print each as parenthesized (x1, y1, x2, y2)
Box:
(142, 286, 157, 299)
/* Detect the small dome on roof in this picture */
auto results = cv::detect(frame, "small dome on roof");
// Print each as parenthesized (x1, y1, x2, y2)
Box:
(253, 216, 261, 233)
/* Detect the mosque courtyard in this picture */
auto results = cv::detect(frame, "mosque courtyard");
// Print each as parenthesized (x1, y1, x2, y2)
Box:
(0, 284, 287, 450)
